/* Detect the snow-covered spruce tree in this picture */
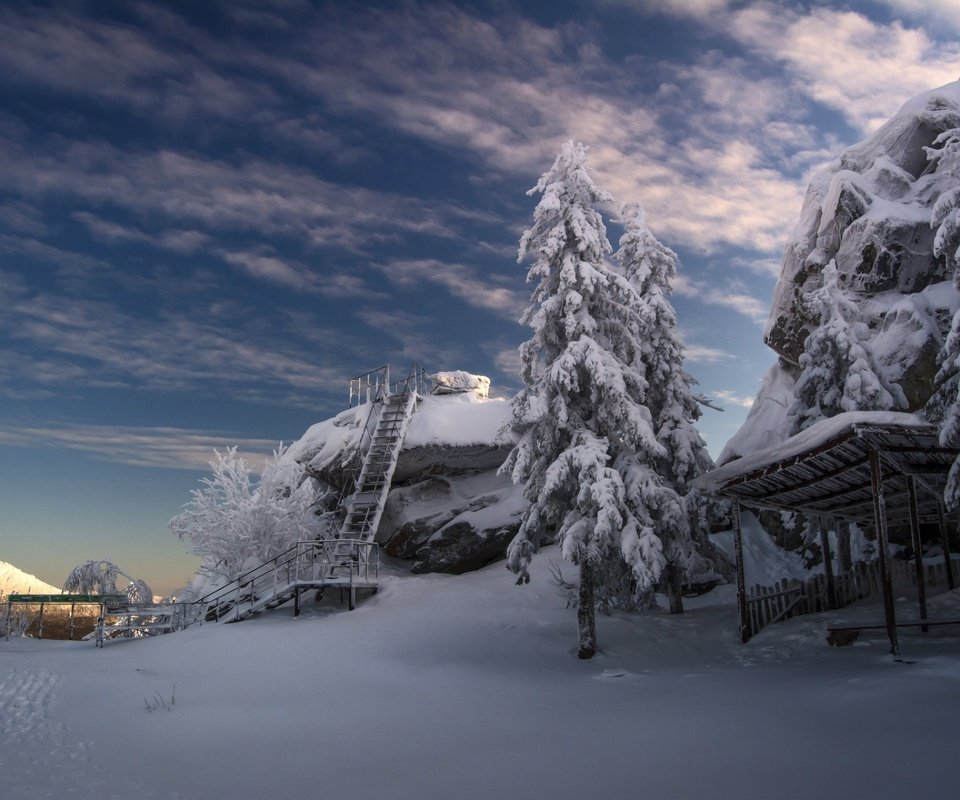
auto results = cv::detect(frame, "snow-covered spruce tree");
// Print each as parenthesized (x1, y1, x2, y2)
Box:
(926, 129, 960, 507)
(613, 202, 714, 611)
(787, 259, 905, 434)
(501, 141, 700, 657)
(169, 446, 319, 586)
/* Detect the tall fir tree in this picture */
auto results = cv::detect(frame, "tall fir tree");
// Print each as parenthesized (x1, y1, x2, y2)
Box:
(501, 141, 708, 655)
(788, 259, 904, 434)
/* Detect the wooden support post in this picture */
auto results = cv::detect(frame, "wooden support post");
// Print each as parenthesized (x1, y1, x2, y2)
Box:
(69, 602, 76, 641)
(818, 517, 837, 609)
(733, 503, 750, 643)
(38, 601, 44, 640)
(836, 518, 852, 574)
(869, 450, 899, 656)
(906, 476, 928, 632)
(937, 502, 956, 591)
(294, 587, 301, 618)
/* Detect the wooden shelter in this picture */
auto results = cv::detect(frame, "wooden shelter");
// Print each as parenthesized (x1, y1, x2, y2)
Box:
(696, 411, 959, 655)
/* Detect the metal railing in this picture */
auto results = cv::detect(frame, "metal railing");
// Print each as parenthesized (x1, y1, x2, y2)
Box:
(196, 539, 379, 623)
(349, 365, 390, 407)
(390, 361, 430, 397)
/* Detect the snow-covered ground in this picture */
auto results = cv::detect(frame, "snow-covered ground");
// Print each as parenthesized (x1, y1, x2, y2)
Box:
(2, 549, 958, 800)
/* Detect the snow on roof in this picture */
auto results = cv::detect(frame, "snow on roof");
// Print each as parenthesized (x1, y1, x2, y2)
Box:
(695, 410, 930, 494)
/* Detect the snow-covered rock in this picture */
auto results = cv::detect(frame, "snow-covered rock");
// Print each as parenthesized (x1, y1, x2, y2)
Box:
(733, 80, 960, 456)
(0, 560, 60, 595)
(431, 370, 490, 398)
(284, 387, 518, 573)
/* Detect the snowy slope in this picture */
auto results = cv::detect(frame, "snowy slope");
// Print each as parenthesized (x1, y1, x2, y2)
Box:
(2, 552, 959, 800)
(0, 559, 60, 595)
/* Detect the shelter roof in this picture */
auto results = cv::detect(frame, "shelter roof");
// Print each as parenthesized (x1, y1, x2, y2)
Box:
(695, 411, 955, 525)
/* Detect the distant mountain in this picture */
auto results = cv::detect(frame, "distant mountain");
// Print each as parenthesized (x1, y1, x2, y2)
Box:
(0, 560, 61, 595)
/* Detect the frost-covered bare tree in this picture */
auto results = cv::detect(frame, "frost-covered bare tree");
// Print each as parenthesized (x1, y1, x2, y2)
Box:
(63, 559, 153, 604)
(501, 141, 707, 657)
(788, 259, 905, 434)
(169, 446, 319, 586)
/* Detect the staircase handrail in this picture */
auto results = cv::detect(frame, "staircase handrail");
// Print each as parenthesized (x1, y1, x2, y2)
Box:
(389, 361, 430, 397)
(194, 543, 304, 608)
(348, 365, 390, 407)
(191, 539, 380, 610)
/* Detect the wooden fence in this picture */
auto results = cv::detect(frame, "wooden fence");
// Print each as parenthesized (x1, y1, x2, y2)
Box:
(743, 557, 959, 641)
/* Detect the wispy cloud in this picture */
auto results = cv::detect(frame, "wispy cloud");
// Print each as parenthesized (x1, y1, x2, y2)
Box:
(673, 275, 770, 323)
(683, 344, 735, 363)
(373, 259, 527, 320)
(727, 5, 960, 133)
(0, 288, 349, 405)
(712, 390, 756, 410)
(0, 421, 280, 471)
(355, 307, 466, 369)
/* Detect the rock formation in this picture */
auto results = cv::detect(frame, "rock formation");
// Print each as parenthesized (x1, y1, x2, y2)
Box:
(724, 80, 960, 462)
(284, 375, 521, 574)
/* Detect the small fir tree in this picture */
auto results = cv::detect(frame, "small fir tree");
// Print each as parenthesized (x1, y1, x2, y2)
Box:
(788, 259, 904, 434)
(613, 202, 714, 610)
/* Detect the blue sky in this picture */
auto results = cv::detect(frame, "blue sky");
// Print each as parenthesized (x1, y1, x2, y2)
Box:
(3, 0, 960, 595)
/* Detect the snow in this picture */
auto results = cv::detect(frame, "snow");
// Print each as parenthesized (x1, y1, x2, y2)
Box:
(403, 394, 511, 448)
(698, 410, 928, 492)
(286, 395, 512, 476)
(2, 550, 959, 799)
(718, 361, 795, 465)
(711, 510, 809, 586)
(0, 559, 61, 595)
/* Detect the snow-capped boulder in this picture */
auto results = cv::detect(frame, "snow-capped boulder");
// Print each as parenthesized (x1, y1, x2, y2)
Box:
(376, 471, 526, 572)
(284, 386, 518, 573)
(431, 370, 491, 398)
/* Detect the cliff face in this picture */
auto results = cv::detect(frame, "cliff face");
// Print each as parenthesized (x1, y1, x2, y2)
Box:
(724, 81, 960, 462)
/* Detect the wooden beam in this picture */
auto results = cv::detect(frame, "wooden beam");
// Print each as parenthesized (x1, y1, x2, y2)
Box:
(906, 476, 928, 632)
(733, 503, 750, 643)
(746, 454, 871, 502)
(869, 449, 899, 656)
(938, 502, 956, 591)
(818, 516, 837, 609)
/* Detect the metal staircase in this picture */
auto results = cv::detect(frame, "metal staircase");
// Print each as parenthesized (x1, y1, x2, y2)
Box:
(188, 362, 427, 626)
(325, 363, 427, 578)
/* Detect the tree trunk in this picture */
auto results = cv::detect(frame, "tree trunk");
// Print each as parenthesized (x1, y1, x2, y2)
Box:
(577, 560, 597, 659)
(666, 562, 684, 614)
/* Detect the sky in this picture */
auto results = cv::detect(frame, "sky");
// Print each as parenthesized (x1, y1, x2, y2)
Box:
(2, 0, 960, 596)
